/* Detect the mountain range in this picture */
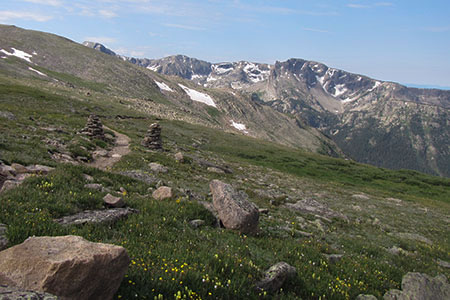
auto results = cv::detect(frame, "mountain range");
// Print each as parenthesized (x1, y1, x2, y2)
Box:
(0, 24, 448, 176)
(88, 44, 449, 177)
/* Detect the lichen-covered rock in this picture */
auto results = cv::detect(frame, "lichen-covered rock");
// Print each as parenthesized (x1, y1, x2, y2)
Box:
(210, 180, 259, 234)
(152, 186, 173, 200)
(103, 193, 125, 208)
(0, 235, 130, 300)
(383, 272, 449, 300)
(255, 262, 296, 292)
(55, 208, 138, 226)
(149, 162, 168, 173)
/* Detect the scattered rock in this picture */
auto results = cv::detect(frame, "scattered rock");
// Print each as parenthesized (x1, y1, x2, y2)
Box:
(25, 165, 54, 175)
(119, 170, 157, 184)
(437, 259, 450, 269)
(210, 180, 259, 234)
(387, 246, 411, 256)
(152, 186, 173, 200)
(284, 198, 348, 221)
(372, 218, 381, 226)
(103, 193, 125, 208)
(189, 219, 205, 229)
(386, 197, 403, 204)
(84, 183, 109, 192)
(0, 180, 21, 193)
(356, 295, 377, 300)
(0, 224, 8, 251)
(80, 114, 105, 140)
(0, 285, 57, 299)
(352, 205, 362, 211)
(149, 162, 168, 173)
(0, 111, 16, 120)
(55, 208, 138, 226)
(51, 152, 77, 164)
(174, 152, 184, 163)
(142, 123, 162, 150)
(0, 235, 130, 300)
(325, 254, 344, 264)
(259, 208, 269, 215)
(255, 262, 296, 292)
(390, 232, 433, 245)
(207, 167, 225, 174)
(352, 194, 370, 200)
(93, 149, 108, 158)
(383, 272, 449, 300)
(194, 157, 232, 174)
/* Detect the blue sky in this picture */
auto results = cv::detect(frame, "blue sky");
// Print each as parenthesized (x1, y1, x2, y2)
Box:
(1, 0, 449, 88)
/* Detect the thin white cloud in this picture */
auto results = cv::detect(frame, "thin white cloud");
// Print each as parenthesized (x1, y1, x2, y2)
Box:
(84, 36, 118, 44)
(347, 4, 370, 9)
(302, 27, 330, 34)
(22, 0, 63, 6)
(163, 23, 206, 31)
(99, 9, 117, 18)
(347, 2, 394, 9)
(0, 10, 52, 22)
(375, 2, 394, 7)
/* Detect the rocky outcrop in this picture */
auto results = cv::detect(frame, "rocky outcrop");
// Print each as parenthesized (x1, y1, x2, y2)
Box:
(255, 262, 296, 292)
(81, 114, 105, 140)
(0, 163, 54, 194)
(119, 170, 157, 184)
(142, 123, 162, 150)
(284, 198, 348, 221)
(152, 186, 173, 200)
(0, 285, 58, 300)
(149, 162, 168, 173)
(383, 272, 449, 300)
(209, 180, 259, 234)
(55, 208, 138, 226)
(0, 235, 130, 300)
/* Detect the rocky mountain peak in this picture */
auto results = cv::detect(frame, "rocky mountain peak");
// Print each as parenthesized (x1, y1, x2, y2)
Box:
(82, 41, 116, 56)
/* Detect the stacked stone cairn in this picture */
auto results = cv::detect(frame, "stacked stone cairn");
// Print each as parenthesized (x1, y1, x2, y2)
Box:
(142, 123, 162, 150)
(82, 114, 105, 140)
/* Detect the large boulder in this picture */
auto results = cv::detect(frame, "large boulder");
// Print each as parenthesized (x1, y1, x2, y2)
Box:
(103, 193, 125, 208)
(209, 180, 259, 234)
(0, 235, 130, 300)
(0, 285, 57, 300)
(383, 272, 449, 300)
(255, 262, 296, 292)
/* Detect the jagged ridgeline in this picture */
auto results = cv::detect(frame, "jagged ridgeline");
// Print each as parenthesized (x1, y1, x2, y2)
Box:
(0, 24, 449, 300)
(104, 46, 449, 177)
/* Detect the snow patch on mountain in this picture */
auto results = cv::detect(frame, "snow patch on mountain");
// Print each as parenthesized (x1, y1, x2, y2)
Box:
(147, 65, 159, 72)
(333, 84, 348, 97)
(212, 64, 233, 74)
(243, 62, 270, 83)
(369, 81, 381, 91)
(155, 81, 173, 92)
(28, 67, 47, 77)
(0, 48, 33, 63)
(230, 120, 248, 133)
(178, 84, 217, 107)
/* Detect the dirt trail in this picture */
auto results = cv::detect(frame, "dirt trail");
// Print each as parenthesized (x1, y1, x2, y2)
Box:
(88, 126, 131, 170)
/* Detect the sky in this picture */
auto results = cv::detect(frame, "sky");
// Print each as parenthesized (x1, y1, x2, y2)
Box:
(1, 0, 449, 89)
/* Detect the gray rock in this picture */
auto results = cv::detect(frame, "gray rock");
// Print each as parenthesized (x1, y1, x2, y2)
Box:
(149, 162, 168, 173)
(210, 180, 259, 234)
(437, 259, 450, 269)
(0, 180, 20, 193)
(189, 219, 205, 228)
(352, 194, 370, 200)
(255, 262, 296, 292)
(84, 183, 108, 192)
(25, 165, 54, 175)
(388, 246, 411, 256)
(0, 224, 7, 251)
(207, 167, 225, 174)
(0, 285, 57, 299)
(103, 193, 125, 208)
(356, 295, 377, 300)
(119, 170, 157, 184)
(10, 163, 27, 174)
(383, 272, 449, 300)
(55, 208, 138, 226)
(390, 232, 433, 245)
(325, 254, 344, 264)
(284, 198, 348, 221)
(0, 111, 16, 120)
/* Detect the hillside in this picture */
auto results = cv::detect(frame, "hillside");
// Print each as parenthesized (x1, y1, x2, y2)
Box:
(112, 51, 450, 177)
(0, 25, 449, 299)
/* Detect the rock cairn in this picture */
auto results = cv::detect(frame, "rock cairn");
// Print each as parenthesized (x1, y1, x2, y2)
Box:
(82, 114, 105, 140)
(142, 123, 162, 150)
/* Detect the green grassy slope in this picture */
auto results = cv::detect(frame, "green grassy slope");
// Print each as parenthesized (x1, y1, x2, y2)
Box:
(1, 74, 449, 299)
